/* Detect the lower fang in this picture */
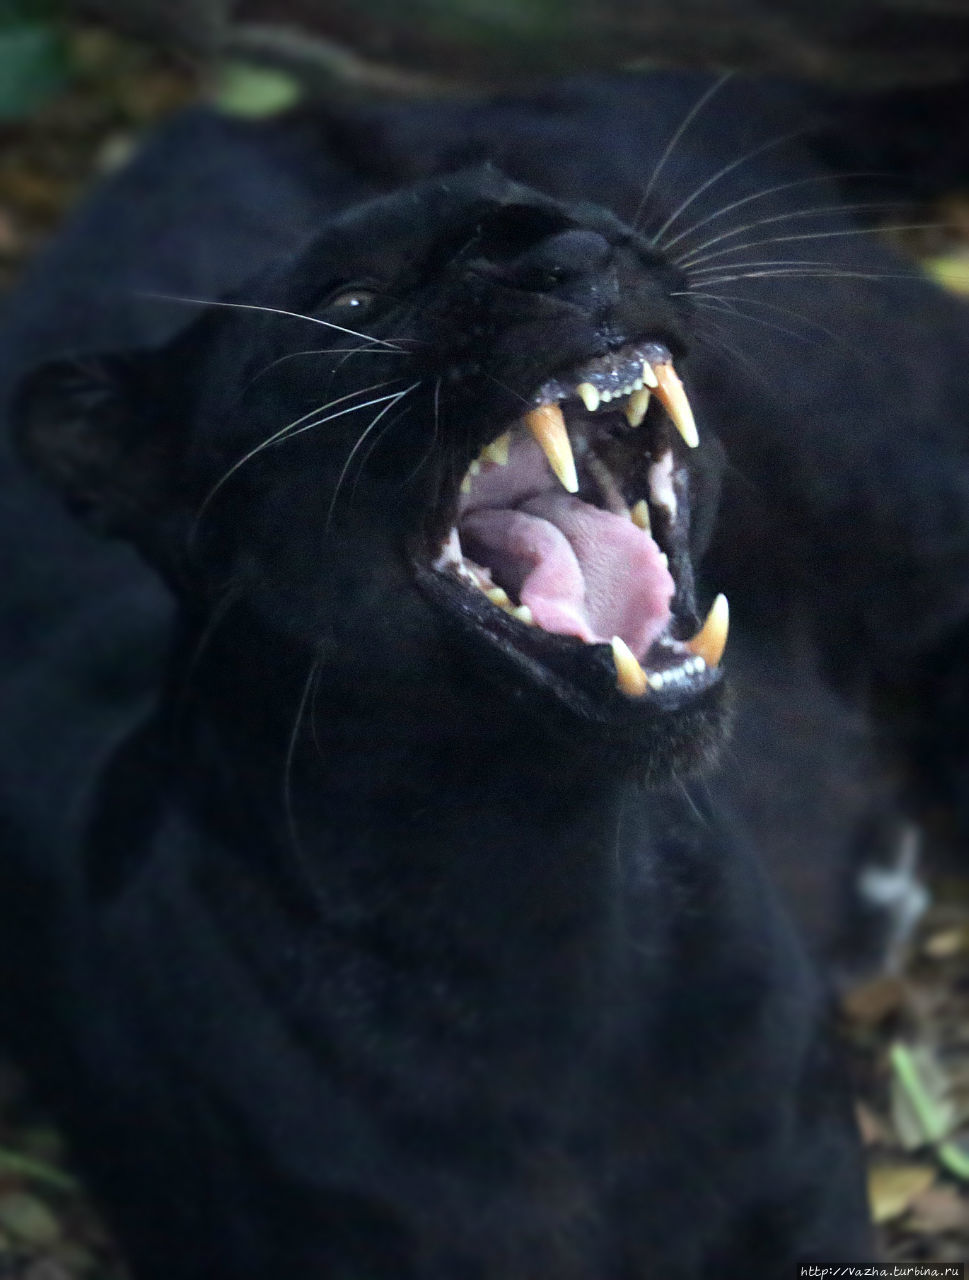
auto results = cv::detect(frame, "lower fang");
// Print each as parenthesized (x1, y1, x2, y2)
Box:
(611, 636, 647, 697)
(482, 432, 511, 466)
(686, 593, 729, 669)
(625, 387, 651, 428)
(630, 499, 651, 531)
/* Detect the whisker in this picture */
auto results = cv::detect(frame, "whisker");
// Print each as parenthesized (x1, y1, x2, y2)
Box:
(692, 316, 775, 395)
(348, 394, 425, 501)
(661, 171, 896, 253)
(686, 290, 876, 367)
(688, 256, 923, 278)
(672, 201, 912, 266)
(633, 72, 734, 233)
(171, 584, 244, 741)
(403, 375, 443, 487)
(283, 656, 321, 859)
(690, 298, 814, 345)
(195, 380, 406, 529)
(651, 130, 806, 249)
(676, 267, 931, 287)
(326, 382, 421, 527)
(678, 222, 944, 270)
(139, 291, 413, 351)
(246, 345, 413, 388)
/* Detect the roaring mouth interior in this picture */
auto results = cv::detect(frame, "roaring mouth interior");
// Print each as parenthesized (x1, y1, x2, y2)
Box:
(433, 341, 728, 700)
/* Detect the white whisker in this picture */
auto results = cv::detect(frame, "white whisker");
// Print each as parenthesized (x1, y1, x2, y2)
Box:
(678, 222, 942, 270)
(672, 201, 910, 266)
(196, 380, 406, 528)
(660, 171, 894, 253)
(651, 130, 805, 249)
(326, 382, 421, 527)
(139, 291, 411, 351)
(690, 298, 814, 345)
(677, 267, 929, 287)
(284, 656, 322, 859)
(633, 72, 734, 233)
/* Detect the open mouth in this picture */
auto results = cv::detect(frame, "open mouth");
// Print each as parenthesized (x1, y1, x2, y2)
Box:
(428, 341, 728, 705)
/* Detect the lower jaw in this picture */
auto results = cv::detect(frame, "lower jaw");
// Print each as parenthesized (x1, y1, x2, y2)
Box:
(413, 561, 725, 728)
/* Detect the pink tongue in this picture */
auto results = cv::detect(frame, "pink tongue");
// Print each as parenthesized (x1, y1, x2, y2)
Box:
(461, 493, 674, 660)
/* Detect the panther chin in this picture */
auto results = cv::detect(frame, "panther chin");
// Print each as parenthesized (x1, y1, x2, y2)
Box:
(416, 337, 727, 729)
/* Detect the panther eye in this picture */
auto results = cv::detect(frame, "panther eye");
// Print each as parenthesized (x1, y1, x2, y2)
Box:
(326, 287, 377, 311)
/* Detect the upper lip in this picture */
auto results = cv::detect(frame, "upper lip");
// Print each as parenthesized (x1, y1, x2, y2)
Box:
(427, 340, 729, 703)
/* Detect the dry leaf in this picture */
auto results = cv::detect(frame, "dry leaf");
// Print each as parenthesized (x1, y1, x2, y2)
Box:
(923, 927, 969, 960)
(0, 1190, 61, 1246)
(907, 1183, 969, 1233)
(856, 1102, 891, 1147)
(868, 1161, 937, 1224)
(842, 975, 906, 1025)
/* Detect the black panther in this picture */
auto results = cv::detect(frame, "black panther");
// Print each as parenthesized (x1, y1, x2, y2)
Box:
(5, 69, 969, 1278)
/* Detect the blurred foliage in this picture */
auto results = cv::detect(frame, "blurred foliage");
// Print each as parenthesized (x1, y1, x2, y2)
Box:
(214, 61, 302, 117)
(0, 0, 71, 121)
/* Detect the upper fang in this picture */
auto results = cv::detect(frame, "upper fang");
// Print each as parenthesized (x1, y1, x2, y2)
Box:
(524, 403, 579, 493)
(653, 362, 699, 449)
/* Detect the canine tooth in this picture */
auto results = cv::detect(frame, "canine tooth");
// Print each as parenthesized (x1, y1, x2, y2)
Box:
(434, 526, 463, 571)
(686, 593, 729, 669)
(630, 499, 651, 531)
(625, 388, 651, 428)
(576, 382, 600, 413)
(653, 363, 699, 449)
(523, 404, 579, 494)
(486, 586, 511, 607)
(648, 452, 677, 519)
(513, 605, 534, 625)
(641, 361, 659, 389)
(481, 431, 511, 466)
(611, 636, 648, 697)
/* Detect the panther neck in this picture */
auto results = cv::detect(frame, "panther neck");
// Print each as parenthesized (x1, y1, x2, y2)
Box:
(168, 617, 641, 956)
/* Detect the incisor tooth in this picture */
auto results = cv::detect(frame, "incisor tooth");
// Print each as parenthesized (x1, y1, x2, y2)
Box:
(523, 403, 579, 493)
(513, 605, 534, 625)
(485, 586, 511, 607)
(482, 431, 510, 466)
(686, 593, 729, 669)
(576, 382, 600, 413)
(625, 387, 651, 428)
(611, 636, 648, 697)
(630, 499, 651, 531)
(641, 361, 659, 389)
(653, 363, 699, 449)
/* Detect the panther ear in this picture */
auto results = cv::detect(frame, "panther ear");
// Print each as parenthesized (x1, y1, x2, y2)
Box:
(12, 351, 185, 541)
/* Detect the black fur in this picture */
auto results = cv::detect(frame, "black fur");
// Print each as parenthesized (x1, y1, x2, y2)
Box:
(6, 70, 967, 1277)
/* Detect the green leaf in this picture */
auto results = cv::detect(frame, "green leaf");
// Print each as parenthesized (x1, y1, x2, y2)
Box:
(0, 23, 70, 121)
(213, 62, 302, 119)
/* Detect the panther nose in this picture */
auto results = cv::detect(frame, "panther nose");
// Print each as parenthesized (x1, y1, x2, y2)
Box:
(518, 229, 613, 280)
(508, 228, 615, 310)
